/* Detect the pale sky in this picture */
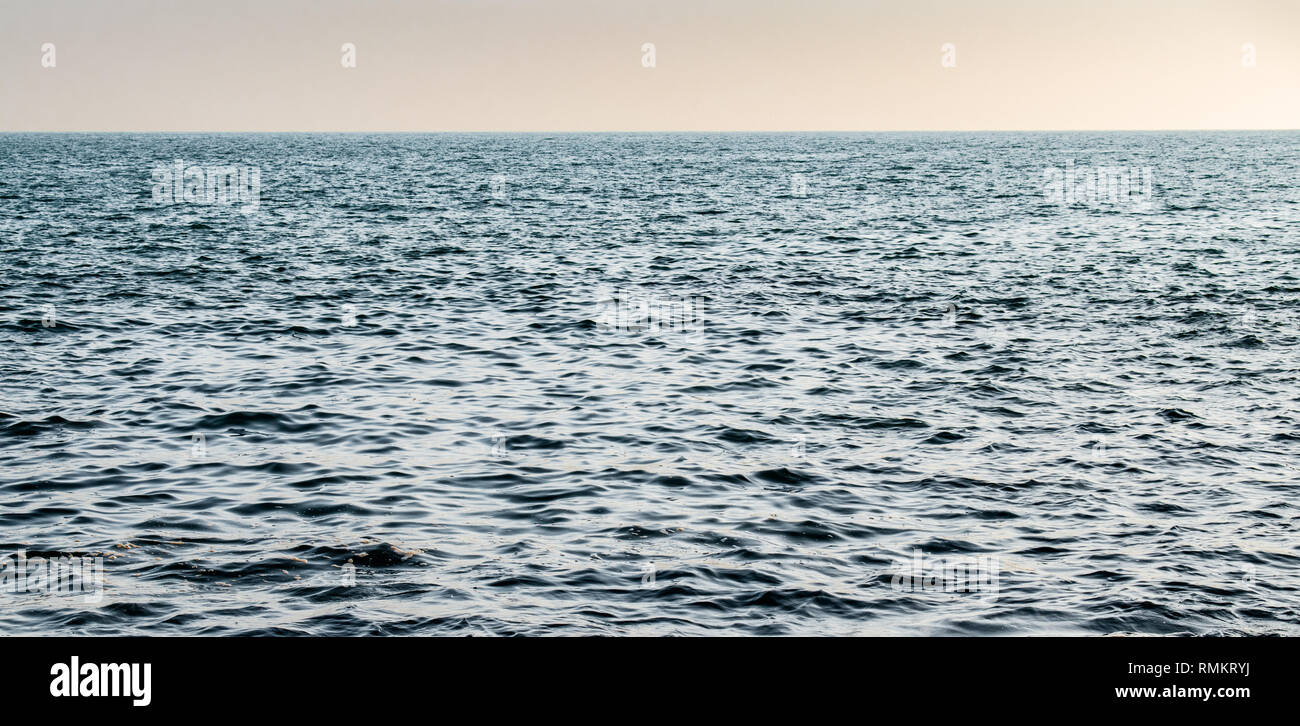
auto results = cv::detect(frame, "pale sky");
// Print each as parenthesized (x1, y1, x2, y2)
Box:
(1, 0, 1297, 131)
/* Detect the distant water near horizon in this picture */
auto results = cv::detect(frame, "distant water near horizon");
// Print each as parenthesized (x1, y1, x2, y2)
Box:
(2, 132, 1298, 635)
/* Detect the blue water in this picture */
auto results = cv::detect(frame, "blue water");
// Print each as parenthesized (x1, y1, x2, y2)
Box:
(1, 132, 1298, 635)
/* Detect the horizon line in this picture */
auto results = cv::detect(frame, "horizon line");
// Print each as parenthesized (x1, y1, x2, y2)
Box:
(3, 128, 1299, 134)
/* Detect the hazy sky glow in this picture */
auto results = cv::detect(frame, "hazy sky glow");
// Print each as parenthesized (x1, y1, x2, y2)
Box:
(2, 0, 1298, 131)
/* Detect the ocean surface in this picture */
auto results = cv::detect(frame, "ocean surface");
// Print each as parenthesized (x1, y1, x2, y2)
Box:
(1, 131, 1298, 636)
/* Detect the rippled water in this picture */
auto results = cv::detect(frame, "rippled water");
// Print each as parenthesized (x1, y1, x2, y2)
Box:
(2, 132, 1299, 635)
